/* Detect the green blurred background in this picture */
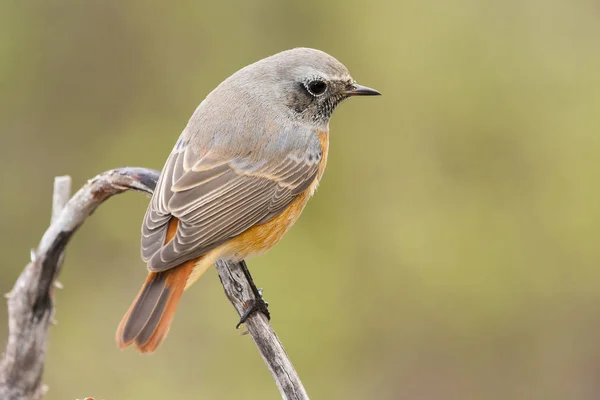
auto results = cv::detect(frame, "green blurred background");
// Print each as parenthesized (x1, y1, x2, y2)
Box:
(2, 1, 600, 399)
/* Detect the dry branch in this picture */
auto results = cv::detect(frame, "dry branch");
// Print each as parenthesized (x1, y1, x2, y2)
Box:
(0, 167, 308, 400)
(216, 260, 309, 399)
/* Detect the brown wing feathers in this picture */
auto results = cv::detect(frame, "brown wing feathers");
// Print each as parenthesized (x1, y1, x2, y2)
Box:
(141, 148, 319, 273)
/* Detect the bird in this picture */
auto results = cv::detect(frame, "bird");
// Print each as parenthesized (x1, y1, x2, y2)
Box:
(115, 47, 380, 353)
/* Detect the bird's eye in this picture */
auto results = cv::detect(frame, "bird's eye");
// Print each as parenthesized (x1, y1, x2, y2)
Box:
(305, 80, 327, 96)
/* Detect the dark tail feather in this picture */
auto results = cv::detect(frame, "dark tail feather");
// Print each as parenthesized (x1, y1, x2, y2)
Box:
(115, 261, 194, 353)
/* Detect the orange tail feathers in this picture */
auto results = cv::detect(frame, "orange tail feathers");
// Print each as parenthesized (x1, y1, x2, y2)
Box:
(115, 260, 194, 353)
(116, 218, 195, 353)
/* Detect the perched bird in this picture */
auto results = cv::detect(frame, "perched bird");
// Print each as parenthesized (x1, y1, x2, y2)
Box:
(116, 48, 380, 353)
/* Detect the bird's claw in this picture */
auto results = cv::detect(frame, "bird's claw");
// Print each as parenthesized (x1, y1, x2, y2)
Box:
(236, 292, 270, 329)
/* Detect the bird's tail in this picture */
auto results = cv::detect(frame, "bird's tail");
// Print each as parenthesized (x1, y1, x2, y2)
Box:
(115, 260, 195, 353)
(116, 217, 196, 353)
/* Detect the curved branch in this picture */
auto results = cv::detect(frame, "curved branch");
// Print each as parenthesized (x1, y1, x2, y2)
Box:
(0, 168, 159, 400)
(0, 167, 308, 400)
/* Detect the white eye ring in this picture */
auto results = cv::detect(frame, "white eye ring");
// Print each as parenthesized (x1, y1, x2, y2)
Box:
(305, 80, 327, 96)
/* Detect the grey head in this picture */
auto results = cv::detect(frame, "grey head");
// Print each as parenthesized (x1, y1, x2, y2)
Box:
(209, 47, 381, 130)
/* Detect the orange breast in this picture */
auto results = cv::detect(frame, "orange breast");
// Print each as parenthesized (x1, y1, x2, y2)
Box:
(224, 130, 329, 259)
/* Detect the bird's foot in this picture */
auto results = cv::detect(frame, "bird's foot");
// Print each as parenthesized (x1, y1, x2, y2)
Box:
(236, 288, 270, 328)
(235, 260, 271, 328)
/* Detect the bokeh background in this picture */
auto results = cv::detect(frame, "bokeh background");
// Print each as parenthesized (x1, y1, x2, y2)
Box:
(2, 1, 600, 399)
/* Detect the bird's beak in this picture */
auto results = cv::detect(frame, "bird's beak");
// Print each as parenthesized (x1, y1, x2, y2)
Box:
(343, 82, 381, 96)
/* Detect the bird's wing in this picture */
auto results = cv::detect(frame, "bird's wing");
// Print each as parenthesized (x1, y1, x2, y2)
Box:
(141, 143, 321, 272)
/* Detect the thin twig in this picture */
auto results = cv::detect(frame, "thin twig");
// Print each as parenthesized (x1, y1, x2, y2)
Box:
(51, 176, 72, 224)
(216, 260, 309, 399)
(51, 176, 72, 288)
(0, 167, 308, 400)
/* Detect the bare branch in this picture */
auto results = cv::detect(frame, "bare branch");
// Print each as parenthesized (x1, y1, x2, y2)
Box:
(216, 260, 309, 399)
(51, 176, 72, 224)
(0, 168, 159, 400)
(51, 176, 72, 287)
(0, 167, 309, 400)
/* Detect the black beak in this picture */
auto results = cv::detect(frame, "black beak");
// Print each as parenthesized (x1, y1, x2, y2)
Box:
(343, 83, 381, 96)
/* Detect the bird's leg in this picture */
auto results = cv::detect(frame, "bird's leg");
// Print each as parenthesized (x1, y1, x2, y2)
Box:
(236, 260, 270, 328)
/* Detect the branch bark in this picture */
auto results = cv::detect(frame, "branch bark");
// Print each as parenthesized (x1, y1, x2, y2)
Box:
(0, 167, 308, 400)
(216, 260, 309, 399)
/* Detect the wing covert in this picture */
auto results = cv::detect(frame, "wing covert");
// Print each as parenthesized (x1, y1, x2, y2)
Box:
(141, 144, 320, 272)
